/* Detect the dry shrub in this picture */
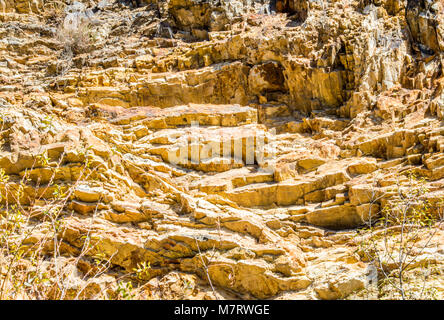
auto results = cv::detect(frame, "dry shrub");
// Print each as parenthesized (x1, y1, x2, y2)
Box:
(356, 172, 444, 300)
(0, 144, 114, 299)
(58, 12, 95, 56)
(43, 0, 67, 25)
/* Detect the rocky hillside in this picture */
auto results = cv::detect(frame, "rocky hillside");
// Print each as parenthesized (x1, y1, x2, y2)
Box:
(0, 0, 443, 300)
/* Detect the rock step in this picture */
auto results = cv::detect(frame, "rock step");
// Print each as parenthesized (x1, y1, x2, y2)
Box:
(58, 215, 307, 297)
(222, 170, 350, 208)
(191, 167, 274, 194)
(143, 124, 274, 172)
(181, 257, 312, 299)
(144, 227, 286, 259)
(78, 62, 250, 109)
(263, 117, 308, 134)
(93, 103, 258, 129)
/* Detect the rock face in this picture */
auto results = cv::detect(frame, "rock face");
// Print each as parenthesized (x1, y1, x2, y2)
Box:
(406, 0, 444, 54)
(0, 0, 443, 300)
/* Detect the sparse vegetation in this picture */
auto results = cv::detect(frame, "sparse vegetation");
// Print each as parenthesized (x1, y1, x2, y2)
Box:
(46, 2, 99, 76)
(357, 172, 444, 300)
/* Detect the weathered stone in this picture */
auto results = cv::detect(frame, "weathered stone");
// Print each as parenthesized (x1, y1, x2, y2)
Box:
(1, 0, 443, 301)
(406, 0, 444, 54)
(305, 204, 364, 230)
(74, 185, 103, 203)
(347, 158, 378, 175)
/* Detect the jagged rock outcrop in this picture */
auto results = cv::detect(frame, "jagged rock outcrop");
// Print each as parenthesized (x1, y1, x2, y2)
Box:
(0, 0, 443, 300)
(406, 0, 444, 54)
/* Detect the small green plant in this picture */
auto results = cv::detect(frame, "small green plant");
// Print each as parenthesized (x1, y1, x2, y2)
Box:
(41, 116, 55, 132)
(133, 262, 151, 280)
(37, 150, 50, 167)
(116, 281, 135, 300)
(357, 172, 444, 299)
(0, 168, 9, 183)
